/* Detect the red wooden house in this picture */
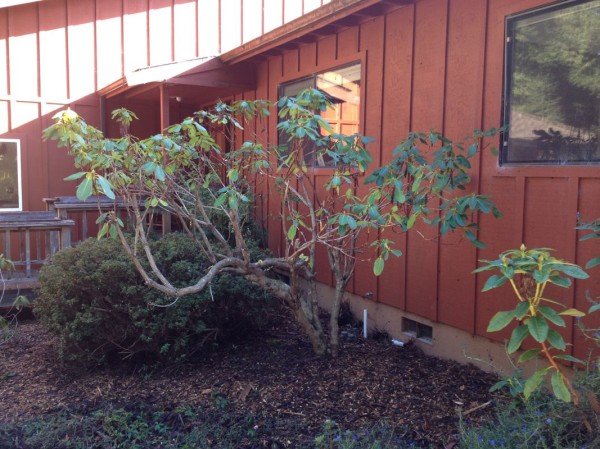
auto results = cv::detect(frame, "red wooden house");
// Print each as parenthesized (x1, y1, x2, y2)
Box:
(1, 0, 599, 372)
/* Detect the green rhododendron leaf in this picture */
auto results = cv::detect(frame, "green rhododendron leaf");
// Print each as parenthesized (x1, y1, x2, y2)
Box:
(482, 274, 507, 292)
(97, 176, 115, 200)
(551, 371, 571, 402)
(559, 308, 586, 317)
(287, 225, 297, 241)
(586, 256, 600, 269)
(373, 257, 385, 276)
(487, 310, 515, 333)
(589, 303, 600, 314)
(547, 329, 566, 351)
(524, 368, 548, 399)
(64, 172, 86, 181)
(76, 177, 93, 201)
(549, 275, 571, 288)
(518, 349, 541, 363)
(553, 354, 585, 364)
(527, 315, 549, 343)
(538, 305, 565, 327)
(554, 264, 589, 279)
(515, 301, 530, 319)
(507, 325, 529, 354)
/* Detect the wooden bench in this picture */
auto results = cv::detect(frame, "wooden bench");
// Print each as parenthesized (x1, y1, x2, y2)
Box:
(44, 195, 171, 239)
(0, 196, 173, 303)
(0, 211, 75, 294)
(44, 195, 130, 240)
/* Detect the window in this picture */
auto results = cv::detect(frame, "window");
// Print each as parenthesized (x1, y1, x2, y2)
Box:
(502, 0, 600, 164)
(0, 140, 22, 211)
(278, 62, 361, 167)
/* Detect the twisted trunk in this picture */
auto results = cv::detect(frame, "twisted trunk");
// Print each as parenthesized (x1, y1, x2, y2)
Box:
(329, 276, 350, 358)
(245, 264, 328, 355)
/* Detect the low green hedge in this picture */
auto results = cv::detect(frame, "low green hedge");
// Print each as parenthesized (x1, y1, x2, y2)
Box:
(35, 233, 273, 365)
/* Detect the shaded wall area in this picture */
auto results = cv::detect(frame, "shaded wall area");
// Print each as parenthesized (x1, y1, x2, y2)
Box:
(0, 0, 329, 210)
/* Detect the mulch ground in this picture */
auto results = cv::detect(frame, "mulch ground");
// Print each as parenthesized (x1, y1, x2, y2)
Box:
(0, 308, 500, 448)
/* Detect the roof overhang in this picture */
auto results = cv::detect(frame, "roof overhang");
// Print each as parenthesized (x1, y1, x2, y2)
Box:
(99, 57, 256, 103)
(220, 0, 412, 64)
(0, 0, 42, 8)
(125, 57, 218, 87)
(97, 0, 410, 105)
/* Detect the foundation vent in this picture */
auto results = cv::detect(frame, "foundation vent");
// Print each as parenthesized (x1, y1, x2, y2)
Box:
(402, 317, 433, 343)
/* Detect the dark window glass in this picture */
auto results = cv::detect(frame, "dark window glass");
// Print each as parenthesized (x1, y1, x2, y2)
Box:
(0, 140, 22, 210)
(503, 0, 600, 164)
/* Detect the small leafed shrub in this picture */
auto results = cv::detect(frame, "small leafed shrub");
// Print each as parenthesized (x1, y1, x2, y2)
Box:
(460, 366, 600, 448)
(314, 419, 428, 449)
(0, 406, 429, 449)
(35, 233, 273, 365)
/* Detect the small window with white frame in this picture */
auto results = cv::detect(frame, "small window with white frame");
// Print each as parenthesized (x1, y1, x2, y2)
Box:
(502, 0, 600, 165)
(278, 62, 362, 167)
(0, 139, 23, 211)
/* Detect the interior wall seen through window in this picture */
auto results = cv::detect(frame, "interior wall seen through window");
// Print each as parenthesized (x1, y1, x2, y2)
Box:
(278, 62, 361, 167)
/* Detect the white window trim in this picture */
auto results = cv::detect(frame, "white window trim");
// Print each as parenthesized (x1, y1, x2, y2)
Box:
(0, 138, 23, 212)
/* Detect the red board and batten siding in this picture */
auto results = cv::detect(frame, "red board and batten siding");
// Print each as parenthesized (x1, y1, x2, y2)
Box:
(480, 0, 600, 358)
(1, 0, 599, 356)
(437, 0, 488, 332)
(248, 0, 600, 353)
(0, 0, 327, 211)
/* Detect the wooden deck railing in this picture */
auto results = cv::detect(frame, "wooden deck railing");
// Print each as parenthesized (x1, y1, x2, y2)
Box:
(0, 211, 75, 294)
(44, 195, 130, 241)
(44, 195, 172, 241)
(0, 196, 173, 304)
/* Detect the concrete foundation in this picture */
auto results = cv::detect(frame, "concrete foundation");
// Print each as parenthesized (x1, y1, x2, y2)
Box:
(315, 283, 554, 379)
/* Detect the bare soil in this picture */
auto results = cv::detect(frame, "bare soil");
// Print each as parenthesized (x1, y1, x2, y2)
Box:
(0, 309, 500, 448)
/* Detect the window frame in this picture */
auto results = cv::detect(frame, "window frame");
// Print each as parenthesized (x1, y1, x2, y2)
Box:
(277, 57, 364, 171)
(501, 0, 600, 166)
(0, 138, 23, 212)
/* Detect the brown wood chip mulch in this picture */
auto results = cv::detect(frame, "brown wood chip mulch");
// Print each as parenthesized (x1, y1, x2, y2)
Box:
(0, 310, 500, 448)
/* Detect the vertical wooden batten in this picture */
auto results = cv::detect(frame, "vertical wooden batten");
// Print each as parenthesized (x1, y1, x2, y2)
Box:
(404, 0, 448, 321)
(377, 4, 413, 311)
(266, 54, 283, 256)
(437, 0, 488, 333)
(472, 0, 491, 337)
(352, 15, 384, 299)
(159, 83, 169, 130)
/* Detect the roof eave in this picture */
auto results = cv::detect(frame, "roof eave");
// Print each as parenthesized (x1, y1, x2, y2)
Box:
(220, 0, 412, 64)
(0, 0, 42, 9)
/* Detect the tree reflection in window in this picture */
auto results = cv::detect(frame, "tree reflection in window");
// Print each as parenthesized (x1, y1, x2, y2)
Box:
(503, 0, 600, 164)
(0, 140, 22, 210)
